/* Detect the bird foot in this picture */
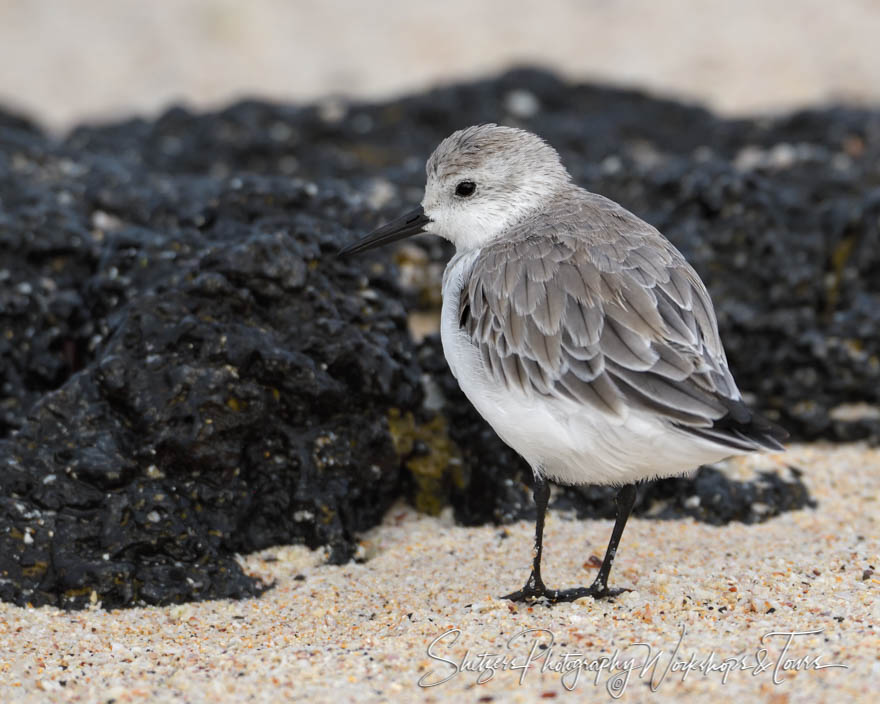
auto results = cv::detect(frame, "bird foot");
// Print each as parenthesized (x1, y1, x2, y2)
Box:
(500, 571, 550, 602)
(501, 581, 627, 604)
(501, 584, 550, 603)
(545, 583, 625, 602)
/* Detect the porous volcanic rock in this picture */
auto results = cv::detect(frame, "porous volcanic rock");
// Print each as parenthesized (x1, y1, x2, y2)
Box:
(0, 117, 424, 608)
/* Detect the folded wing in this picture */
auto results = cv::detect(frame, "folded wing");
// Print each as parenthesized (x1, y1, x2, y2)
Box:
(457, 194, 786, 452)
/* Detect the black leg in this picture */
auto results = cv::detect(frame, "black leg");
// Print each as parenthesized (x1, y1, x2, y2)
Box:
(551, 483, 638, 602)
(501, 474, 551, 601)
(501, 482, 638, 604)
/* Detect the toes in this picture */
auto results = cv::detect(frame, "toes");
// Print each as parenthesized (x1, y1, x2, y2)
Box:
(501, 587, 549, 603)
(548, 585, 620, 602)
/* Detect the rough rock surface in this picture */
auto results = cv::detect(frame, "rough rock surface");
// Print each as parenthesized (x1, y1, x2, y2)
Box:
(2, 68, 876, 608)
(0, 110, 424, 608)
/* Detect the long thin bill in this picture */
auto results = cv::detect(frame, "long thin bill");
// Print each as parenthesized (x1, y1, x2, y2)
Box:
(337, 206, 431, 256)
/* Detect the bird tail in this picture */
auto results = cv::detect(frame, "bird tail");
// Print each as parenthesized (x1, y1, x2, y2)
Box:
(676, 399, 788, 453)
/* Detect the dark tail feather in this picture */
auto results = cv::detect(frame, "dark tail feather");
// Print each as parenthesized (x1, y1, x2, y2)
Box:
(676, 399, 788, 453)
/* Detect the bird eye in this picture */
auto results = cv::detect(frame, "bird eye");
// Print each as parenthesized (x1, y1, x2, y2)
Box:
(455, 181, 476, 197)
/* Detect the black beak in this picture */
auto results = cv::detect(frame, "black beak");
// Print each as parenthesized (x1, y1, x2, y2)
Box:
(337, 206, 431, 257)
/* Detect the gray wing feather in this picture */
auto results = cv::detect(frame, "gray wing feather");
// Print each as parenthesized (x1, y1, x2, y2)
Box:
(457, 192, 741, 431)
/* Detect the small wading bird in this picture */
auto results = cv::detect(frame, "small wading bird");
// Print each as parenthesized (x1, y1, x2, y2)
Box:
(340, 124, 786, 603)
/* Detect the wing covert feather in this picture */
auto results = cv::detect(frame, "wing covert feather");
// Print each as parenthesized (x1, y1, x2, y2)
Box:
(456, 193, 740, 429)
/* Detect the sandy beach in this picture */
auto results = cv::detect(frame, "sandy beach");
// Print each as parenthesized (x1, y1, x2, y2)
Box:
(1, 443, 876, 702)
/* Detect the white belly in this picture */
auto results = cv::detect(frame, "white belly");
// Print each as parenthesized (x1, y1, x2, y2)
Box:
(440, 253, 743, 486)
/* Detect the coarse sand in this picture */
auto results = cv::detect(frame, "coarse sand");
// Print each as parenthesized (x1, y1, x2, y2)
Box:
(1, 443, 877, 703)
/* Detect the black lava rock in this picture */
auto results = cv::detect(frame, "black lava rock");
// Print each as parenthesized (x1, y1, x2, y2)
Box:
(0, 116, 423, 608)
(554, 465, 816, 524)
(4, 67, 876, 609)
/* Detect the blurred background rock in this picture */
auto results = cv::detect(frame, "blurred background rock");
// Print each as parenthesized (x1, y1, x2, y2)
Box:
(1, 0, 879, 131)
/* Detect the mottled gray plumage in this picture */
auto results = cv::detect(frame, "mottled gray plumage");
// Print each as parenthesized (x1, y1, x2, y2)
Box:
(452, 189, 776, 450)
(431, 128, 784, 457)
(340, 123, 786, 603)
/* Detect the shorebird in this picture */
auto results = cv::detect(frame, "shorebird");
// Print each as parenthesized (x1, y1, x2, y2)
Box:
(339, 124, 786, 603)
